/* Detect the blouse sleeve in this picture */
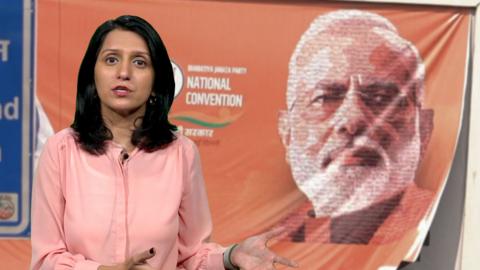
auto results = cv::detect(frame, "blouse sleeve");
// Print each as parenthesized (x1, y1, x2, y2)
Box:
(176, 140, 226, 270)
(30, 136, 101, 270)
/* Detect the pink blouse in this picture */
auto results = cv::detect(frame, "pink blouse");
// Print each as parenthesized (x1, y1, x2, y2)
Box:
(30, 128, 225, 270)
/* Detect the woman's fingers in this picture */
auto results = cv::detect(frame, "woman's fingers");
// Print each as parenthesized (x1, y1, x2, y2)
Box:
(128, 248, 156, 267)
(260, 226, 285, 242)
(273, 254, 298, 268)
(232, 227, 298, 270)
(131, 265, 156, 270)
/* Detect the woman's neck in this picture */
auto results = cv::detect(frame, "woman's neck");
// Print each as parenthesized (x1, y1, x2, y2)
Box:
(103, 112, 142, 153)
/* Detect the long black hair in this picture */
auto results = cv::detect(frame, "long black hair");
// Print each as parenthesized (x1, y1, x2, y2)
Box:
(71, 15, 177, 155)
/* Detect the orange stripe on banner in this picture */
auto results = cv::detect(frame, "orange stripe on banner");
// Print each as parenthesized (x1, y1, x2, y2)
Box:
(0, 240, 31, 269)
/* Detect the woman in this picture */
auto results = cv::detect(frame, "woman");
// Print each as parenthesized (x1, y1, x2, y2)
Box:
(30, 15, 297, 270)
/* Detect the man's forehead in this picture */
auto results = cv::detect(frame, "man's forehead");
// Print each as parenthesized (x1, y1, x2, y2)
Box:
(299, 30, 399, 59)
(286, 11, 425, 110)
(295, 30, 417, 74)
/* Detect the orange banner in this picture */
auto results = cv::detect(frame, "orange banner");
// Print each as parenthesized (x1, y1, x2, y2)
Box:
(1, 1, 470, 269)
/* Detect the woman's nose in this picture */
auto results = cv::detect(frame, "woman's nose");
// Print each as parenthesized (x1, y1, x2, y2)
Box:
(117, 61, 130, 80)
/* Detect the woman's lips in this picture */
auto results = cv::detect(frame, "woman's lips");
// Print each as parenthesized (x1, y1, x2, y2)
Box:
(112, 86, 131, 97)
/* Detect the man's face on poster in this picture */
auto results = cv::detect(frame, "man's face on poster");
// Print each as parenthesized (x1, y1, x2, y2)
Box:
(280, 26, 427, 217)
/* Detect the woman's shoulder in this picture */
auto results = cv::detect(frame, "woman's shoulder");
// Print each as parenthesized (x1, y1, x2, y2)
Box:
(44, 127, 77, 149)
(169, 132, 199, 155)
(173, 132, 194, 146)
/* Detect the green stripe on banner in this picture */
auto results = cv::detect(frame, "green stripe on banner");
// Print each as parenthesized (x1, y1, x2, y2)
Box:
(172, 116, 231, 128)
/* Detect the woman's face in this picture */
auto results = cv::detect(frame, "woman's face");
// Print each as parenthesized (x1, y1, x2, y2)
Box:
(94, 29, 154, 120)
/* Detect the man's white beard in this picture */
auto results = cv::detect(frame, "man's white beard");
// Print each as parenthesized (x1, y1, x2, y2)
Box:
(289, 119, 421, 218)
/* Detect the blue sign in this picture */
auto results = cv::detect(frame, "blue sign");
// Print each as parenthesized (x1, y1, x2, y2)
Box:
(0, 0, 33, 237)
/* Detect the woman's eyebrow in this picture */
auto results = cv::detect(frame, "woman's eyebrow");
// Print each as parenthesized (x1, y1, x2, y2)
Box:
(99, 48, 150, 56)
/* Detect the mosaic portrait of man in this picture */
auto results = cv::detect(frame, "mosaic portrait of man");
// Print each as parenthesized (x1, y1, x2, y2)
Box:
(278, 10, 435, 244)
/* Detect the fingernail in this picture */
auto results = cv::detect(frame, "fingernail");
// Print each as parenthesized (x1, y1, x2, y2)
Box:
(149, 247, 155, 255)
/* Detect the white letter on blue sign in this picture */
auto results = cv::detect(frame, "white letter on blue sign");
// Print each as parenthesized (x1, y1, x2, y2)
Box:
(0, 96, 19, 120)
(0, 40, 10, 62)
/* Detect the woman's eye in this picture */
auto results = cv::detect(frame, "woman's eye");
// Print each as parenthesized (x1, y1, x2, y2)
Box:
(105, 56, 118, 64)
(133, 59, 147, 67)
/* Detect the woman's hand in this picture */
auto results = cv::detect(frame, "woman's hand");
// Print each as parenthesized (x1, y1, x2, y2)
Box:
(230, 227, 298, 270)
(98, 248, 156, 270)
